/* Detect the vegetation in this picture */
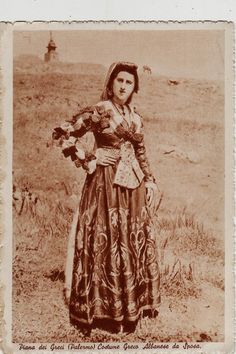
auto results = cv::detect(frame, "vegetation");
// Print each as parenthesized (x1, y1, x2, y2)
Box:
(13, 60, 224, 342)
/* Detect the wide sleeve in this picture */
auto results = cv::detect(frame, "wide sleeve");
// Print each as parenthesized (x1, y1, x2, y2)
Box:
(52, 107, 98, 173)
(133, 119, 155, 183)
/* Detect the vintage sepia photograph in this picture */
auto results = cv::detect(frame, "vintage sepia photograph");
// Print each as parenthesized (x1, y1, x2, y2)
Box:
(0, 22, 234, 353)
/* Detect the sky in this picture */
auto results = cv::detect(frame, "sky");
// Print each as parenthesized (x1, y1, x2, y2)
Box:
(13, 30, 224, 80)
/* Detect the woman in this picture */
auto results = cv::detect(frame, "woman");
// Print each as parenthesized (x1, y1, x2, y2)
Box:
(53, 62, 161, 334)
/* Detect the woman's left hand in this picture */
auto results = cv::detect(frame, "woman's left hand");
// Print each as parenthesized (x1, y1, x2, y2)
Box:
(145, 181, 158, 208)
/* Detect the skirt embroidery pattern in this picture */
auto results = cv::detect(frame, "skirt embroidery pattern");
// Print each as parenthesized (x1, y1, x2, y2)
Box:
(69, 166, 160, 324)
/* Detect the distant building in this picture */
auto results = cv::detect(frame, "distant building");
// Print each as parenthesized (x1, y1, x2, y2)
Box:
(44, 32, 59, 63)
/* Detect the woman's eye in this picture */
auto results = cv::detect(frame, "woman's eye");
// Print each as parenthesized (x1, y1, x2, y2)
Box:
(126, 80, 133, 85)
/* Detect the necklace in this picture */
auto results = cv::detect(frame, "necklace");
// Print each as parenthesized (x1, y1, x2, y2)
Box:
(111, 101, 131, 127)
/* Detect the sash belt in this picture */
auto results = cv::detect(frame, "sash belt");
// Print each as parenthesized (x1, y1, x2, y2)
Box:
(97, 142, 144, 189)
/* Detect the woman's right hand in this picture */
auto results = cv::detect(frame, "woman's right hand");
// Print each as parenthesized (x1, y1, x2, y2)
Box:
(95, 148, 117, 166)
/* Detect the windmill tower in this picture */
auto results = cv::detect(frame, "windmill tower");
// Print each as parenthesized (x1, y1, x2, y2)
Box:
(44, 31, 59, 63)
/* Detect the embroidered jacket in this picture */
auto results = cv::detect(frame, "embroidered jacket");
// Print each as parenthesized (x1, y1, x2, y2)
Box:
(52, 100, 154, 188)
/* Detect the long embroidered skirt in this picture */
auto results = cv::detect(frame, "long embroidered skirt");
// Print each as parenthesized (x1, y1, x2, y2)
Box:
(69, 164, 160, 325)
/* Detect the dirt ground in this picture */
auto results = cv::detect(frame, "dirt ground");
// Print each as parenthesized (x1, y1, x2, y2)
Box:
(12, 57, 224, 343)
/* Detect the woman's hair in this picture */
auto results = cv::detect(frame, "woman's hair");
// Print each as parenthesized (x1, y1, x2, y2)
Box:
(102, 62, 139, 104)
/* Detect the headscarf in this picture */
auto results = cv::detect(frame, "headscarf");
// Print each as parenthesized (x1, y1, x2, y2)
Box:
(101, 62, 139, 102)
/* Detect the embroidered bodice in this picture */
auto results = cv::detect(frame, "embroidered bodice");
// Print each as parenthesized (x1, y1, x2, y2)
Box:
(52, 100, 154, 185)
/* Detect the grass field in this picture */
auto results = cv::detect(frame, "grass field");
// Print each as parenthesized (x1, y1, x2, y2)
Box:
(12, 58, 224, 342)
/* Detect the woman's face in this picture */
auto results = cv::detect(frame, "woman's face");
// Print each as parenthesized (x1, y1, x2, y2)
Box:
(112, 71, 135, 105)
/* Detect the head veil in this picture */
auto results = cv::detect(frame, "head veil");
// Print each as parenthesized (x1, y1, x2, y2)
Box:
(101, 62, 139, 102)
